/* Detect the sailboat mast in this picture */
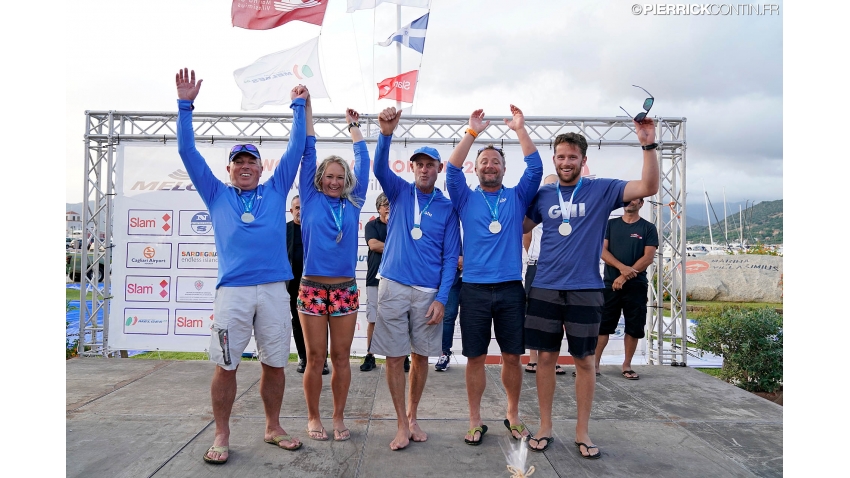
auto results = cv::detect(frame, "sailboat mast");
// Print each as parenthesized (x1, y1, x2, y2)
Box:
(723, 188, 728, 246)
(703, 184, 714, 246)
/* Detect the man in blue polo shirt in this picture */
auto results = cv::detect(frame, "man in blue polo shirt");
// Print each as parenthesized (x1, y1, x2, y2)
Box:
(446, 105, 542, 446)
(369, 107, 461, 451)
(522, 119, 658, 458)
(175, 69, 307, 464)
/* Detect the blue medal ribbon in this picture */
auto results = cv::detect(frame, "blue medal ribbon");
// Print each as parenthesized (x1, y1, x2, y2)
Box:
(325, 196, 345, 238)
(237, 187, 258, 215)
(476, 185, 504, 224)
(557, 177, 584, 224)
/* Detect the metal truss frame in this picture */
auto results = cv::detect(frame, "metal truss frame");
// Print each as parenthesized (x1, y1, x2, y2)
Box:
(80, 111, 687, 363)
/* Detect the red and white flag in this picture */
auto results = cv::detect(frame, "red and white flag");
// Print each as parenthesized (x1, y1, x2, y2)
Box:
(377, 70, 418, 103)
(232, 0, 328, 30)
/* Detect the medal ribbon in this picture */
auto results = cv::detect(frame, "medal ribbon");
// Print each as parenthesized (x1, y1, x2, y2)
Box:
(237, 188, 258, 215)
(557, 177, 584, 225)
(325, 197, 345, 236)
(413, 186, 437, 232)
(476, 185, 504, 224)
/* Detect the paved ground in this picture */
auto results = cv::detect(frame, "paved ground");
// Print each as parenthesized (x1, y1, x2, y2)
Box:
(66, 358, 782, 477)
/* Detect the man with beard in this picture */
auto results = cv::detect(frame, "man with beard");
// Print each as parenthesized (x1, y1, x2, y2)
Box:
(522, 121, 658, 458)
(369, 107, 461, 451)
(594, 197, 658, 380)
(446, 105, 542, 446)
(360, 192, 390, 372)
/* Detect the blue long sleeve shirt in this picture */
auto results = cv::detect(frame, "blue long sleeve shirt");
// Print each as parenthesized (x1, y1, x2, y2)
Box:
(176, 97, 307, 288)
(299, 136, 370, 278)
(373, 134, 460, 305)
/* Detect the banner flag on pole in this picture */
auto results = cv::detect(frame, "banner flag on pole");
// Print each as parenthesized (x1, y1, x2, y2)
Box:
(377, 12, 428, 54)
(346, 0, 429, 13)
(233, 37, 329, 110)
(232, 0, 328, 30)
(377, 70, 418, 103)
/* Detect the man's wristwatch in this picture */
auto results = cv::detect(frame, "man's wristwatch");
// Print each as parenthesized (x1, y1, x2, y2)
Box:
(641, 143, 658, 150)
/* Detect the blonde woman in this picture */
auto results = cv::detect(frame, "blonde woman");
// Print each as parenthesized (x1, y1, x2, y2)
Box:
(297, 100, 369, 442)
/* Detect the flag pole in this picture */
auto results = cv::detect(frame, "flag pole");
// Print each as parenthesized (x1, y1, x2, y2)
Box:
(396, 4, 402, 112)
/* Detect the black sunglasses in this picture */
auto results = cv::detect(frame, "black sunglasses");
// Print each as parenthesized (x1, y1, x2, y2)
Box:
(229, 144, 260, 161)
(619, 85, 654, 122)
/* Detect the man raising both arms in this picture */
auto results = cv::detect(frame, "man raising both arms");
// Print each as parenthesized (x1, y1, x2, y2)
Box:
(522, 119, 658, 458)
(446, 106, 542, 445)
(175, 69, 307, 464)
(369, 107, 460, 450)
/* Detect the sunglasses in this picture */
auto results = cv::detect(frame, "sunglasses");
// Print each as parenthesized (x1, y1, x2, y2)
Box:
(477, 146, 504, 157)
(229, 144, 260, 161)
(619, 85, 654, 122)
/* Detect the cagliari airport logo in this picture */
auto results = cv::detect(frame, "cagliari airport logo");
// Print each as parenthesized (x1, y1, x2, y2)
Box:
(126, 243, 172, 269)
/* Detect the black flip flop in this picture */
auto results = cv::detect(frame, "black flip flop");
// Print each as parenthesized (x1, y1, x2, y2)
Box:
(528, 435, 553, 452)
(503, 419, 528, 440)
(622, 370, 640, 380)
(575, 441, 601, 459)
(572, 371, 601, 377)
(525, 362, 537, 373)
(464, 424, 488, 445)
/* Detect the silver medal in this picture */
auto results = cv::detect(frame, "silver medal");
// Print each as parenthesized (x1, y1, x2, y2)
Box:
(241, 213, 255, 223)
(559, 222, 572, 236)
(335, 231, 343, 243)
(489, 221, 502, 234)
(411, 227, 423, 240)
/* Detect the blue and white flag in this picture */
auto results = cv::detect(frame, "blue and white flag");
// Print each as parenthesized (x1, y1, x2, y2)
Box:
(376, 12, 429, 54)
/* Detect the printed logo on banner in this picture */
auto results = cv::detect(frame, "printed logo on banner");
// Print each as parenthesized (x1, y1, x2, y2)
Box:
(176, 276, 216, 303)
(126, 243, 172, 268)
(127, 169, 197, 195)
(177, 243, 218, 269)
(179, 210, 215, 236)
(174, 309, 214, 336)
(128, 209, 173, 236)
(123, 308, 169, 335)
(125, 276, 171, 302)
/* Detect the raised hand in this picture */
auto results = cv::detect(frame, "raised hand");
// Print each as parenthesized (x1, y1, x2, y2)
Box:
(175, 68, 203, 101)
(503, 104, 525, 132)
(635, 117, 656, 146)
(345, 108, 360, 125)
(468, 109, 490, 135)
(291, 84, 309, 101)
(378, 107, 401, 136)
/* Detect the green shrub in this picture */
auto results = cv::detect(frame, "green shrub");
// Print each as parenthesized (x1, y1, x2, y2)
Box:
(692, 305, 782, 393)
(66, 300, 79, 360)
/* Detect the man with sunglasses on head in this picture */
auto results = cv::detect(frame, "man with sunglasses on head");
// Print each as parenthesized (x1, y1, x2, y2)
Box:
(175, 68, 308, 464)
(446, 105, 542, 446)
(521, 118, 658, 458)
(368, 107, 460, 451)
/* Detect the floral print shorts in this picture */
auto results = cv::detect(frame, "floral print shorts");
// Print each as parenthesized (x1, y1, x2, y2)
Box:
(296, 278, 360, 317)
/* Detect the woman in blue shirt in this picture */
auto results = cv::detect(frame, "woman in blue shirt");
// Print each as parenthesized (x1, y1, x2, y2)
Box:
(296, 100, 369, 442)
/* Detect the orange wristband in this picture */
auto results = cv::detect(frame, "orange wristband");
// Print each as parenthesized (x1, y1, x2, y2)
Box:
(466, 128, 478, 138)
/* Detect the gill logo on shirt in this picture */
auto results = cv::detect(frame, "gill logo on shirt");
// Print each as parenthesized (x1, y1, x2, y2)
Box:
(548, 203, 586, 219)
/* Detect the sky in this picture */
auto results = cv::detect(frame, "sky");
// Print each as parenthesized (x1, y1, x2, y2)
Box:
(65, 0, 783, 207)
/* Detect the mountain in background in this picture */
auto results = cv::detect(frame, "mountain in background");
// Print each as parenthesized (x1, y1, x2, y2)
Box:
(685, 199, 782, 244)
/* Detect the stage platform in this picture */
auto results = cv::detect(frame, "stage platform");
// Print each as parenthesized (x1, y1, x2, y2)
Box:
(66, 358, 782, 477)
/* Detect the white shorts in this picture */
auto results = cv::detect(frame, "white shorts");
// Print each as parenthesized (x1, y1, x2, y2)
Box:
(366, 285, 379, 323)
(371, 279, 441, 358)
(209, 281, 291, 371)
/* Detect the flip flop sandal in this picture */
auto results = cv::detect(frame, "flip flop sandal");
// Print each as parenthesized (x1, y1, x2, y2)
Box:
(503, 419, 528, 440)
(464, 424, 488, 445)
(333, 428, 351, 441)
(525, 363, 537, 373)
(265, 435, 302, 451)
(306, 427, 329, 441)
(555, 364, 566, 375)
(575, 441, 601, 459)
(572, 371, 601, 377)
(622, 370, 640, 380)
(203, 445, 229, 464)
(528, 436, 553, 453)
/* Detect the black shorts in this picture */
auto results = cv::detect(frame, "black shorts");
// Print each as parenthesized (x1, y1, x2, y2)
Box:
(600, 282, 648, 339)
(524, 287, 603, 359)
(459, 281, 526, 358)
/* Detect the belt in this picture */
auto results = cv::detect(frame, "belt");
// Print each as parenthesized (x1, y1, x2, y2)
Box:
(527, 260, 538, 265)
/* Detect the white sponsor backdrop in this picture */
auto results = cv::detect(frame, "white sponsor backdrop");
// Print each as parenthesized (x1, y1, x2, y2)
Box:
(110, 140, 644, 356)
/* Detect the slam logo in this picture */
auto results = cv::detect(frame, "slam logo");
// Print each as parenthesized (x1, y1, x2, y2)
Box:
(130, 169, 196, 192)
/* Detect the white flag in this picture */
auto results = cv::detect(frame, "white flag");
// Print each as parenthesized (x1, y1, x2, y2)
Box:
(346, 0, 429, 13)
(233, 37, 329, 111)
